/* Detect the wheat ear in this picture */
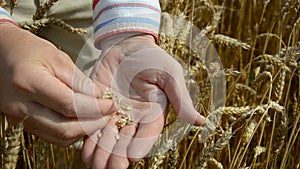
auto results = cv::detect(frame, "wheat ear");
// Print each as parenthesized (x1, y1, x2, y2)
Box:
(33, 0, 58, 20)
(4, 123, 23, 169)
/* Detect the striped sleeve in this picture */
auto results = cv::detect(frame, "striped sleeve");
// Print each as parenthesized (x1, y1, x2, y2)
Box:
(0, 7, 18, 26)
(92, 0, 161, 49)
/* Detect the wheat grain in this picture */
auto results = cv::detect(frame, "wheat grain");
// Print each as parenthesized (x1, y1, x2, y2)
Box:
(149, 152, 166, 169)
(272, 109, 288, 155)
(254, 146, 266, 158)
(207, 158, 223, 169)
(48, 18, 87, 34)
(206, 10, 222, 37)
(269, 101, 284, 113)
(280, 0, 300, 18)
(197, 127, 232, 168)
(273, 69, 287, 101)
(1, 0, 299, 168)
(0, 0, 6, 7)
(292, 94, 298, 118)
(34, 138, 50, 169)
(168, 144, 179, 169)
(260, 54, 285, 68)
(242, 120, 257, 144)
(19, 18, 50, 34)
(217, 106, 252, 116)
(8, 0, 17, 15)
(213, 34, 251, 50)
(19, 18, 87, 35)
(4, 123, 23, 169)
(251, 71, 273, 88)
(132, 159, 145, 169)
(33, 0, 59, 20)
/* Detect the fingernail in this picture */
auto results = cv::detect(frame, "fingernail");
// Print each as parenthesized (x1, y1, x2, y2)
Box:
(195, 114, 206, 126)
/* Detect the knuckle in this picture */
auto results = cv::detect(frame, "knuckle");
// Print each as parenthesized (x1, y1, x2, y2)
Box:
(128, 150, 145, 160)
(163, 58, 183, 77)
(2, 102, 27, 118)
(57, 126, 81, 142)
(109, 159, 129, 169)
(172, 60, 184, 74)
(60, 139, 76, 147)
(120, 126, 136, 136)
(60, 101, 76, 117)
(11, 71, 31, 92)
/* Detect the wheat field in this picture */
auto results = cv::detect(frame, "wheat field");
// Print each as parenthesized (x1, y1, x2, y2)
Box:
(0, 0, 299, 169)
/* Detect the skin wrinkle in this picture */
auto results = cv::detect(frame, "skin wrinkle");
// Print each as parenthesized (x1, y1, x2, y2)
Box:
(82, 31, 204, 167)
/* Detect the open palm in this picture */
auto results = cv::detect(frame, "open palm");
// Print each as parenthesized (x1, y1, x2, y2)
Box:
(82, 34, 204, 169)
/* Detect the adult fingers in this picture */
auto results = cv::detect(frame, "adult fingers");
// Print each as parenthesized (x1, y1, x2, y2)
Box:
(21, 102, 110, 146)
(54, 53, 118, 117)
(51, 51, 102, 97)
(74, 93, 116, 117)
(25, 69, 114, 118)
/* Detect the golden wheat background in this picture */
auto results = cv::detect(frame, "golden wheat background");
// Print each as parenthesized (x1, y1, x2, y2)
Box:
(1, 0, 299, 168)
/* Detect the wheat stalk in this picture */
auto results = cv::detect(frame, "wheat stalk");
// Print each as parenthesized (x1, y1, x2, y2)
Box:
(1, 0, 299, 168)
(33, 0, 58, 20)
(34, 138, 50, 169)
(19, 18, 87, 34)
(9, 0, 17, 15)
(19, 18, 50, 34)
(48, 18, 87, 34)
(197, 127, 232, 169)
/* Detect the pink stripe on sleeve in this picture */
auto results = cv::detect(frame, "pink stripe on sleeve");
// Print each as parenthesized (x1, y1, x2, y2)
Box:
(92, 0, 161, 49)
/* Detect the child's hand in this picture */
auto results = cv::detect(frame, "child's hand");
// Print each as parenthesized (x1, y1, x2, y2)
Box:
(82, 34, 205, 169)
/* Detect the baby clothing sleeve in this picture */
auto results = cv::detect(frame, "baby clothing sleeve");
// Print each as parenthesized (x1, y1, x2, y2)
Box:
(92, 0, 161, 49)
(0, 7, 18, 26)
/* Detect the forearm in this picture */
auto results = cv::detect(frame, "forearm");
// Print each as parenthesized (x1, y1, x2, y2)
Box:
(92, 0, 161, 49)
(0, 7, 22, 64)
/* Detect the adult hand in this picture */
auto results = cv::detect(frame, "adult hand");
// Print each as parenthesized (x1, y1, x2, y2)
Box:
(82, 34, 205, 169)
(0, 23, 115, 146)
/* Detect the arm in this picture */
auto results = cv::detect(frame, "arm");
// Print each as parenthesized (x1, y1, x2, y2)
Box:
(0, 7, 19, 26)
(92, 0, 161, 49)
(0, 7, 115, 146)
(82, 1, 204, 169)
